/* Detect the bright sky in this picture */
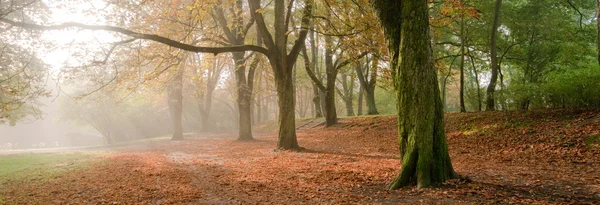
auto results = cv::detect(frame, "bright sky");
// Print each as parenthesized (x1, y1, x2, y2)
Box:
(39, 0, 118, 72)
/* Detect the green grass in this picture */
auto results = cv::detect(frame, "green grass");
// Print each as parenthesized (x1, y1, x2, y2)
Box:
(0, 152, 98, 183)
(585, 134, 600, 150)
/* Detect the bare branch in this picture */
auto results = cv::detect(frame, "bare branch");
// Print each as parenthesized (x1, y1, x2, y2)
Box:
(0, 19, 269, 55)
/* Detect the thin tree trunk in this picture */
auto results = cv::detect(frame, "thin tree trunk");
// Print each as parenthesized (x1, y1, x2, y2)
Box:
(459, 11, 467, 113)
(357, 83, 364, 115)
(486, 0, 502, 111)
(373, 0, 458, 189)
(466, 41, 482, 112)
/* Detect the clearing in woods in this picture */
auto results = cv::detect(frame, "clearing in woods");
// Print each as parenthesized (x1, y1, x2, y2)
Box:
(1, 109, 599, 204)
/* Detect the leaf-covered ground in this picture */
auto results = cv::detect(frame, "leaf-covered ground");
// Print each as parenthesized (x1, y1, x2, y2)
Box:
(1, 109, 599, 204)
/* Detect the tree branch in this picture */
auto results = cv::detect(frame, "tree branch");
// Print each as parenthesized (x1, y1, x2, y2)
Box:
(0, 19, 269, 56)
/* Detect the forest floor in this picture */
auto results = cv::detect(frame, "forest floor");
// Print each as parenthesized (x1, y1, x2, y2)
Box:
(1, 109, 600, 204)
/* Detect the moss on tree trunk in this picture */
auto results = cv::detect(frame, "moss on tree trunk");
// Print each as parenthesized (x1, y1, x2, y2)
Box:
(374, 0, 458, 189)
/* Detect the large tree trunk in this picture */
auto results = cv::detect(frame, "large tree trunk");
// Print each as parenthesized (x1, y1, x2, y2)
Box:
(273, 62, 300, 150)
(373, 0, 458, 189)
(233, 52, 255, 141)
(364, 88, 378, 115)
(312, 86, 323, 117)
(198, 89, 213, 131)
(168, 67, 184, 141)
(324, 35, 338, 126)
(486, 0, 502, 111)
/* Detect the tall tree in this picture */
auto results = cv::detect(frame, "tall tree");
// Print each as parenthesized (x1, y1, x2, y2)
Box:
(167, 61, 185, 140)
(373, 0, 458, 189)
(194, 54, 226, 131)
(249, 0, 312, 149)
(486, 0, 502, 111)
(336, 72, 355, 116)
(212, 0, 262, 140)
(355, 55, 379, 115)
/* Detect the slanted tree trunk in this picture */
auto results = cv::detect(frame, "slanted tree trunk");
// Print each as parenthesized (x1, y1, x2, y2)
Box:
(486, 0, 502, 111)
(466, 39, 482, 112)
(373, 0, 458, 189)
(168, 66, 185, 141)
(337, 73, 355, 116)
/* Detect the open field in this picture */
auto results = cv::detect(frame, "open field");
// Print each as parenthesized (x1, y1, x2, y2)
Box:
(1, 109, 599, 204)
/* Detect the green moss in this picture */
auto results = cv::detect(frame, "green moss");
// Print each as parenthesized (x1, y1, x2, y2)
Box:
(585, 134, 600, 149)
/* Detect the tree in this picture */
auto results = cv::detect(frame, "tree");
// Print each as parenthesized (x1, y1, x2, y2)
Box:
(336, 72, 355, 116)
(355, 55, 379, 115)
(193, 54, 226, 132)
(0, 43, 49, 125)
(167, 60, 185, 140)
(248, 0, 312, 149)
(373, 0, 458, 189)
(1, 0, 312, 150)
(211, 0, 261, 141)
(486, 0, 502, 111)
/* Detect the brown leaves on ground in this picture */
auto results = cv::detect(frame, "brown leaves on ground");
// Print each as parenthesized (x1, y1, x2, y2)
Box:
(1, 109, 600, 204)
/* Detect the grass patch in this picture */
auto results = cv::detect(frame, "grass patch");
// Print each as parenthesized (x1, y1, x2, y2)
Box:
(0, 152, 98, 183)
(585, 134, 600, 150)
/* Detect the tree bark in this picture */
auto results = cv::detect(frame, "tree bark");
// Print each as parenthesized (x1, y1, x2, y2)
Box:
(337, 73, 355, 117)
(233, 52, 257, 141)
(273, 61, 300, 150)
(250, 0, 312, 150)
(373, 0, 458, 189)
(310, 20, 323, 118)
(168, 66, 184, 141)
(486, 0, 502, 111)
(459, 11, 467, 113)
(356, 56, 379, 115)
(323, 36, 338, 126)
(357, 83, 364, 116)
(213, 2, 257, 141)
